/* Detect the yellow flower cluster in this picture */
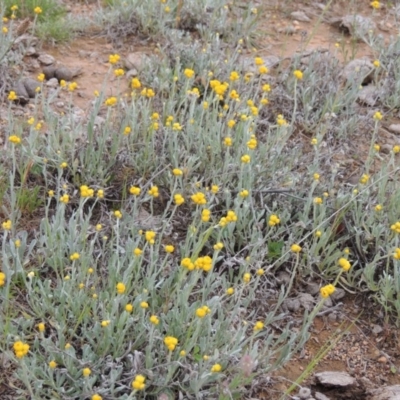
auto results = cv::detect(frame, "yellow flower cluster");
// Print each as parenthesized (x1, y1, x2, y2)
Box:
(0, 272, 5, 286)
(195, 305, 211, 318)
(268, 215, 280, 226)
(191, 192, 207, 205)
(116, 282, 126, 294)
(219, 210, 237, 227)
(132, 374, 146, 390)
(145, 230, 156, 244)
(320, 284, 335, 298)
(391, 222, 400, 234)
(338, 258, 351, 271)
(164, 336, 178, 351)
(13, 341, 30, 358)
(80, 185, 94, 198)
(210, 79, 229, 99)
(2, 219, 12, 230)
(174, 194, 185, 205)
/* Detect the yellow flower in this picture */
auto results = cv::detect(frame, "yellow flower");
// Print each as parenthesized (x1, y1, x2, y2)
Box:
(149, 315, 159, 325)
(37, 73, 45, 82)
(114, 210, 122, 219)
(247, 136, 257, 150)
(123, 126, 131, 135)
(131, 77, 141, 89)
(291, 244, 302, 253)
(34, 7, 43, 14)
(254, 321, 264, 331)
(60, 194, 69, 204)
(94, 90, 99, 97)
(133, 248, 143, 256)
(140, 301, 149, 309)
(13, 341, 30, 358)
(256, 268, 264, 276)
(97, 189, 104, 199)
(2, 219, 12, 230)
(276, 114, 288, 126)
(375, 204, 382, 212)
(211, 185, 219, 194)
(311, 138, 318, 145)
(60, 80, 66, 87)
(83, 368, 91, 377)
(320, 284, 335, 298)
(211, 363, 222, 372)
(164, 6, 171, 12)
(9, 135, 21, 144)
(125, 304, 133, 312)
(240, 189, 249, 198)
(145, 230, 156, 244)
(374, 143, 380, 151)
(180, 350, 186, 357)
(315, 230, 322, 237)
(148, 186, 159, 197)
(184, 68, 195, 78)
(164, 336, 178, 351)
(254, 57, 264, 65)
(132, 374, 146, 390)
(293, 70, 303, 80)
(338, 258, 351, 271)
(262, 83, 271, 92)
(165, 245, 174, 253)
(181, 257, 195, 270)
(224, 137, 232, 146)
(80, 185, 94, 198)
(105, 96, 117, 106)
(394, 145, 400, 154)
(173, 168, 183, 176)
(49, 360, 57, 369)
(243, 272, 251, 283)
(314, 197, 323, 205)
(227, 119, 236, 128)
(70, 252, 80, 261)
(201, 209, 211, 222)
(14, 239, 21, 248)
(370, 1, 380, 8)
(313, 173, 320, 181)
(65, 343, 71, 350)
(195, 305, 211, 318)
(393, 248, 400, 260)
(116, 282, 126, 294)
(241, 154, 251, 163)
(226, 287, 234, 295)
(174, 194, 185, 206)
(129, 186, 141, 196)
(92, 395, 102, 400)
(229, 71, 240, 81)
(230, 90, 240, 100)
(68, 82, 78, 92)
(2, 26, 8, 34)
(11, 5, 18, 11)
(37, 322, 45, 332)
(359, 174, 370, 184)
(114, 68, 124, 77)
(109, 54, 120, 64)
(259, 65, 268, 74)
(213, 242, 224, 251)
(191, 192, 207, 205)
(373, 60, 380, 68)
(373, 111, 383, 121)
(101, 320, 111, 327)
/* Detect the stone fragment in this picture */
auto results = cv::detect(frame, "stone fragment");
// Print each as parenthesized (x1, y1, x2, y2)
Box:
(368, 385, 400, 400)
(124, 52, 148, 71)
(46, 78, 59, 88)
(22, 78, 40, 98)
(388, 124, 400, 134)
(291, 11, 311, 22)
(315, 371, 355, 387)
(38, 53, 55, 65)
(342, 58, 374, 84)
(43, 66, 56, 80)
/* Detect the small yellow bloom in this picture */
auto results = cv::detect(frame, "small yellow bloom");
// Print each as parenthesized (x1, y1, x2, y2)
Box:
(211, 185, 219, 194)
(174, 194, 185, 206)
(8, 91, 18, 101)
(240, 189, 249, 198)
(123, 126, 131, 135)
(105, 96, 117, 106)
(213, 242, 224, 251)
(211, 363, 222, 372)
(129, 186, 141, 196)
(37, 73, 45, 82)
(34, 7, 43, 14)
(291, 244, 302, 253)
(315, 230, 322, 237)
(191, 192, 207, 205)
(241, 154, 251, 163)
(13, 341, 30, 358)
(373, 60, 380, 68)
(224, 137, 232, 146)
(373, 111, 383, 121)
(109, 54, 120, 64)
(268, 214, 280, 227)
(394, 145, 400, 154)
(393, 248, 400, 260)
(338, 258, 351, 271)
(148, 186, 159, 197)
(256, 268, 264, 276)
(243, 272, 251, 283)
(140, 301, 149, 309)
(101, 320, 111, 327)
(65, 343, 71, 350)
(92, 395, 102, 400)
(114, 210, 122, 219)
(9, 135, 21, 144)
(359, 174, 370, 184)
(133, 248, 143, 256)
(227, 119, 236, 128)
(184, 68, 195, 78)
(125, 304, 133, 312)
(311, 138, 318, 145)
(114, 68, 124, 77)
(259, 65, 268, 74)
(375, 204, 382, 212)
(149, 315, 160, 325)
(370, 1, 380, 9)
(254, 321, 264, 331)
(165, 245, 174, 253)
(60, 80, 66, 87)
(293, 70, 303, 80)
(247, 137, 258, 150)
(68, 82, 78, 92)
(83, 368, 91, 377)
(173, 168, 183, 176)
(2, 219, 12, 231)
(132, 374, 146, 391)
(180, 350, 186, 357)
(116, 282, 126, 294)
(226, 287, 234, 295)
(70, 252, 80, 261)
(201, 209, 211, 222)
(60, 194, 69, 204)
(49, 360, 57, 369)
(37, 322, 45, 332)
(313, 173, 320, 181)
(314, 197, 323, 205)
(14, 239, 21, 248)
(164, 336, 178, 351)
(145, 230, 156, 244)
(320, 284, 335, 298)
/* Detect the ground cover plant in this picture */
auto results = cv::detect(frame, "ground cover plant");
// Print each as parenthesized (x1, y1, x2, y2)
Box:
(2, 0, 400, 398)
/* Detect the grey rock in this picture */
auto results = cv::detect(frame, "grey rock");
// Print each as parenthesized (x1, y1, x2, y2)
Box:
(26, 46, 37, 56)
(368, 385, 400, 400)
(278, 25, 297, 35)
(46, 78, 59, 88)
(315, 371, 355, 387)
(56, 102, 65, 108)
(298, 387, 311, 399)
(126, 68, 138, 80)
(297, 293, 315, 310)
(38, 53, 55, 65)
(291, 11, 311, 22)
(264, 55, 280, 69)
(315, 393, 331, 400)
(124, 52, 148, 71)
(14, 82, 29, 104)
(338, 15, 376, 38)
(342, 58, 374, 84)
(286, 298, 301, 312)
(55, 66, 75, 81)
(22, 78, 40, 98)
(305, 282, 320, 295)
(372, 324, 384, 335)
(94, 116, 105, 126)
(43, 66, 56, 80)
(331, 288, 345, 300)
(14, 34, 38, 47)
(328, 312, 337, 321)
(357, 85, 379, 106)
(388, 124, 400, 134)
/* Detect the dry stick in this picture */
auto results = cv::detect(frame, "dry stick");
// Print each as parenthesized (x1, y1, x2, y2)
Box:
(175, 0, 184, 29)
